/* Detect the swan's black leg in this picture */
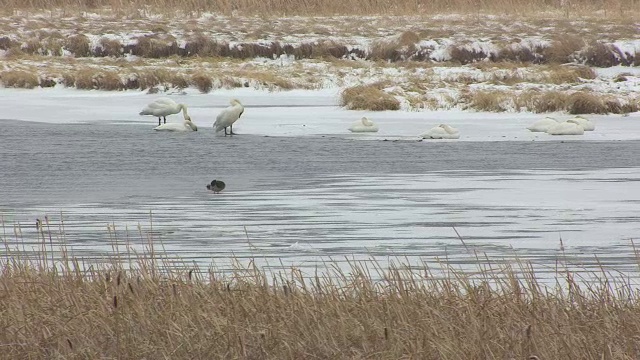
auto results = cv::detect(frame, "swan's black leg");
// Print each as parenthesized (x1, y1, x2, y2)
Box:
(224, 127, 228, 136)
(158, 117, 161, 126)
(163, 116, 167, 124)
(230, 124, 234, 136)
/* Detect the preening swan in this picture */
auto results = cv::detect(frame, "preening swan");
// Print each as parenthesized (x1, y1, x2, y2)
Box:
(420, 124, 460, 139)
(206, 179, 226, 194)
(348, 117, 379, 133)
(527, 117, 558, 132)
(546, 121, 584, 135)
(567, 116, 595, 131)
(153, 119, 198, 132)
(213, 99, 244, 136)
(140, 98, 190, 126)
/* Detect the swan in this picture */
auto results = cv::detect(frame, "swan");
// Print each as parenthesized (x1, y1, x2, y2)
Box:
(419, 124, 460, 139)
(567, 116, 595, 131)
(140, 98, 190, 126)
(546, 121, 584, 135)
(153, 119, 198, 132)
(213, 99, 244, 136)
(348, 117, 379, 133)
(527, 117, 559, 132)
(206, 179, 226, 194)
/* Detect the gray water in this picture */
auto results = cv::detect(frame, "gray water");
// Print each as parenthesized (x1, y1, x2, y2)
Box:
(2, 120, 640, 280)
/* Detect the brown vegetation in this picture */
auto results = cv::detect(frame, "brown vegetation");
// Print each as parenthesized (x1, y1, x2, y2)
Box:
(341, 82, 401, 111)
(567, 91, 608, 114)
(0, 70, 40, 88)
(2, 218, 640, 359)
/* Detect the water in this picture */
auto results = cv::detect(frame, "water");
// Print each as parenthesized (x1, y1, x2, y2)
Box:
(2, 120, 640, 281)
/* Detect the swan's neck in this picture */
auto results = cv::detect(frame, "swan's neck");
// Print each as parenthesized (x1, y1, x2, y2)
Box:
(180, 104, 189, 118)
(361, 117, 372, 126)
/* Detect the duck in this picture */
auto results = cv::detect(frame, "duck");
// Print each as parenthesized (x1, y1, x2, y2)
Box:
(348, 117, 379, 133)
(546, 121, 584, 135)
(213, 99, 244, 136)
(419, 124, 460, 139)
(153, 119, 198, 132)
(567, 115, 595, 131)
(206, 179, 226, 194)
(527, 117, 559, 132)
(140, 98, 190, 126)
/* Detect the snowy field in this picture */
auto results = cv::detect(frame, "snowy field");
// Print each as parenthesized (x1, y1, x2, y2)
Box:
(1, 87, 640, 283)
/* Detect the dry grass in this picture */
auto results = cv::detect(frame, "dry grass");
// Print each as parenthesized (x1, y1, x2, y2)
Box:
(516, 90, 569, 113)
(341, 82, 400, 111)
(2, 0, 640, 16)
(465, 90, 510, 112)
(3, 218, 640, 359)
(567, 91, 608, 114)
(0, 70, 40, 88)
(190, 73, 213, 93)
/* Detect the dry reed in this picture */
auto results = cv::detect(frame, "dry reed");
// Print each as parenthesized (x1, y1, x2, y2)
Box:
(2, 217, 640, 359)
(341, 82, 400, 111)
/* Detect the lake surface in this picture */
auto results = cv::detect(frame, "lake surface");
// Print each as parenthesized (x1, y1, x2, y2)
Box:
(2, 120, 640, 281)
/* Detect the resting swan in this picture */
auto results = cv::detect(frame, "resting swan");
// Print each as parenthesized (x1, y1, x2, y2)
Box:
(546, 121, 584, 135)
(420, 124, 460, 139)
(348, 117, 379, 133)
(213, 99, 244, 136)
(153, 119, 198, 132)
(527, 117, 559, 132)
(567, 116, 595, 131)
(140, 98, 190, 126)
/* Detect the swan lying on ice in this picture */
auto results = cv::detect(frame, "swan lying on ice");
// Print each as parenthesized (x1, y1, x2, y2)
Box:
(567, 116, 595, 131)
(546, 121, 584, 135)
(527, 117, 558, 132)
(213, 99, 244, 136)
(420, 124, 460, 139)
(348, 117, 379, 133)
(153, 119, 198, 132)
(206, 179, 226, 194)
(140, 98, 190, 126)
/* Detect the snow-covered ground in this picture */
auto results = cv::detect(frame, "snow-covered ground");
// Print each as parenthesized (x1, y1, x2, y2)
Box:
(1, 87, 639, 141)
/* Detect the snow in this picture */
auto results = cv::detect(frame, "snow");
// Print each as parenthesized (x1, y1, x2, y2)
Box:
(1, 87, 639, 142)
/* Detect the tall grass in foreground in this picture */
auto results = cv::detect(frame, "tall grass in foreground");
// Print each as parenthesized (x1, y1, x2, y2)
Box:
(2, 217, 640, 358)
(1, 0, 639, 16)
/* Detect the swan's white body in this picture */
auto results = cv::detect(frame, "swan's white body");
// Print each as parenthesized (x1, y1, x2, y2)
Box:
(527, 117, 559, 132)
(140, 98, 190, 125)
(153, 119, 198, 132)
(348, 117, 379, 133)
(420, 124, 460, 139)
(567, 116, 595, 131)
(546, 121, 584, 135)
(213, 99, 244, 136)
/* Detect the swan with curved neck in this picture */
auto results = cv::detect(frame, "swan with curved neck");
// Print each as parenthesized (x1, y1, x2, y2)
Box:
(348, 117, 379, 133)
(140, 98, 191, 126)
(213, 99, 244, 136)
(420, 124, 460, 139)
(153, 118, 198, 132)
(567, 116, 595, 131)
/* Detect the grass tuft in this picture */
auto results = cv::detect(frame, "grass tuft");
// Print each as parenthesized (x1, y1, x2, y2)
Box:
(341, 82, 401, 110)
(191, 73, 213, 93)
(0, 70, 40, 88)
(567, 91, 607, 114)
(64, 34, 91, 57)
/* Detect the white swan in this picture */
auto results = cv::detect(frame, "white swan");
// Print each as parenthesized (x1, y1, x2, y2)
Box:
(153, 119, 198, 132)
(567, 116, 595, 131)
(213, 99, 244, 136)
(527, 117, 559, 132)
(420, 124, 460, 139)
(140, 98, 190, 126)
(546, 121, 584, 135)
(348, 117, 379, 133)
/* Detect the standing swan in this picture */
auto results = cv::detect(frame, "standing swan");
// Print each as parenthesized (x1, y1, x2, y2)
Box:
(140, 98, 190, 126)
(527, 117, 559, 132)
(213, 99, 244, 136)
(153, 119, 198, 132)
(420, 124, 460, 139)
(348, 117, 379, 133)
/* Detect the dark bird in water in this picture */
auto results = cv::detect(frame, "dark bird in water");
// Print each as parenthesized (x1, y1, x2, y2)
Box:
(206, 179, 226, 194)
